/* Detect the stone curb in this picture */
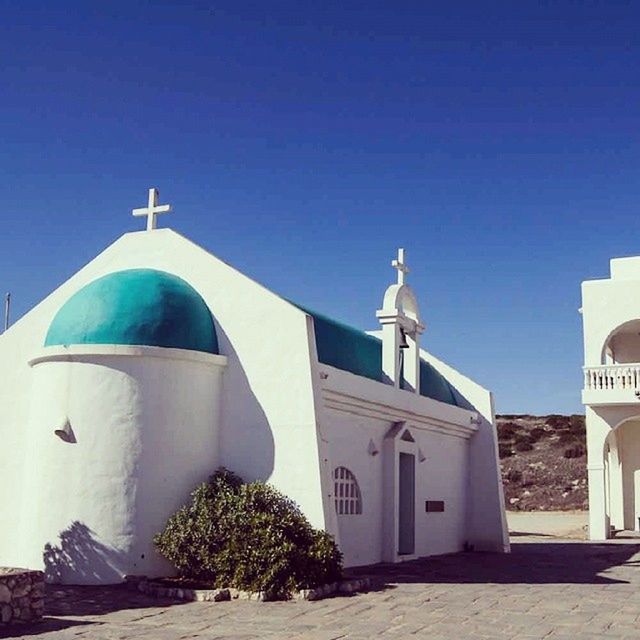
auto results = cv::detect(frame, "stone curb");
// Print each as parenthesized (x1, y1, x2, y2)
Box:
(131, 576, 371, 602)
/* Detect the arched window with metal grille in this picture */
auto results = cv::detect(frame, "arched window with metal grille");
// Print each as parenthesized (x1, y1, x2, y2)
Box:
(334, 466, 363, 515)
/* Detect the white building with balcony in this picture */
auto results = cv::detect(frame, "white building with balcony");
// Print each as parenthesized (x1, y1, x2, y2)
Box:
(582, 255, 640, 538)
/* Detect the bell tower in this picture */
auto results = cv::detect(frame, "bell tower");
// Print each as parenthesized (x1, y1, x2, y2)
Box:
(376, 249, 425, 392)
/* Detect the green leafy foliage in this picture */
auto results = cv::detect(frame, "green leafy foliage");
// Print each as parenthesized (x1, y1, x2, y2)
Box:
(545, 414, 568, 429)
(154, 468, 343, 598)
(529, 427, 547, 442)
(514, 433, 534, 447)
(497, 422, 517, 440)
(555, 431, 578, 446)
(563, 445, 586, 459)
(506, 469, 523, 483)
(499, 443, 513, 457)
(569, 414, 586, 435)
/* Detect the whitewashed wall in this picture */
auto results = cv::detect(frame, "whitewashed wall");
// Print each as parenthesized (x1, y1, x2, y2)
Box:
(19, 345, 225, 583)
(616, 419, 640, 530)
(319, 365, 477, 567)
(323, 411, 385, 567)
(582, 257, 640, 539)
(325, 410, 469, 567)
(363, 329, 508, 553)
(422, 350, 510, 553)
(583, 406, 640, 539)
(413, 428, 468, 557)
(583, 257, 640, 365)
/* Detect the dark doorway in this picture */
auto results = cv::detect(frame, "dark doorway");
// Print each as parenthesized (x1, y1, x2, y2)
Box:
(398, 452, 416, 555)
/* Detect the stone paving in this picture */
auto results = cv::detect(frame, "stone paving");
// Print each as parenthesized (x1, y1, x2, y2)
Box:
(6, 539, 640, 639)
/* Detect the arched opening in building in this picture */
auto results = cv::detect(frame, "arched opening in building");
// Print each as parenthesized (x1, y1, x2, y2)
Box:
(602, 320, 640, 364)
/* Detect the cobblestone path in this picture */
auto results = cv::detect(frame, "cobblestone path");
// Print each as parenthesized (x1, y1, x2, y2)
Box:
(6, 540, 640, 639)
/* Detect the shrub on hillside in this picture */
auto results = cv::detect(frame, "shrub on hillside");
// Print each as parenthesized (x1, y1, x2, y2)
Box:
(154, 468, 343, 598)
(514, 433, 534, 447)
(569, 414, 586, 434)
(497, 422, 518, 440)
(499, 444, 513, 458)
(506, 469, 523, 483)
(556, 432, 578, 446)
(545, 415, 569, 429)
(564, 445, 586, 459)
(515, 441, 533, 452)
(529, 427, 547, 442)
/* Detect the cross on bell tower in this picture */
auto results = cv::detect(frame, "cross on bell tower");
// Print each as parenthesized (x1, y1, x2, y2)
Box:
(392, 248, 409, 285)
(132, 188, 172, 231)
(377, 247, 424, 393)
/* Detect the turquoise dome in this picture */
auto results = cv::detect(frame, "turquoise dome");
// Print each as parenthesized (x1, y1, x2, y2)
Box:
(45, 269, 218, 354)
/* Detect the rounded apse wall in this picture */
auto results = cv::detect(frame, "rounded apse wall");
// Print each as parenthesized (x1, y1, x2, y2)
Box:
(20, 345, 226, 584)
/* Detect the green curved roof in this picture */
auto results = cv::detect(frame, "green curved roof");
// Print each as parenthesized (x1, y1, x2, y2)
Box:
(418, 360, 459, 406)
(46, 269, 218, 354)
(296, 304, 460, 407)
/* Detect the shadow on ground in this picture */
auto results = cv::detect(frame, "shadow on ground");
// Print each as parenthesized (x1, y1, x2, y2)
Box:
(350, 541, 640, 586)
(0, 585, 183, 639)
(43, 584, 182, 617)
(0, 618, 93, 639)
(7, 541, 640, 637)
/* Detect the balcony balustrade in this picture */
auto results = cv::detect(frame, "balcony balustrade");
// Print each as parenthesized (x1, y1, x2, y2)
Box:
(583, 364, 640, 405)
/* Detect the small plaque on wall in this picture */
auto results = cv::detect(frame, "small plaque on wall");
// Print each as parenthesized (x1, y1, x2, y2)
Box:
(425, 500, 445, 513)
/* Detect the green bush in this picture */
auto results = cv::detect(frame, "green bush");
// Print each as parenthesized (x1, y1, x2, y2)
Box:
(154, 468, 343, 598)
(545, 415, 569, 429)
(564, 445, 586, 459)
(529, 427, 547, 442)
(556, 432, 577, 446)
(505, 469, 523, 483)
(515, 441, 533, 452)
(497, 422, 518, 440)
(499, 443, 513, 458)
(514, 434, 535, 448)
(569, 414, 586, 434)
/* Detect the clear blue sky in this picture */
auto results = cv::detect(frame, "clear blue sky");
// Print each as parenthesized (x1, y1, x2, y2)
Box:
(1, 2, 638, 415)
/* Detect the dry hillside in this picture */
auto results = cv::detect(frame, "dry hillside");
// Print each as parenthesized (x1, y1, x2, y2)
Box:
(497, 414, 587, 511)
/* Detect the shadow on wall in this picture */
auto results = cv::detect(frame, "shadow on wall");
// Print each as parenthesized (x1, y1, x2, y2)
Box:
(215, 324, 275, 483)
(446, 380, 509, 551)
(43, 521, 126, 584)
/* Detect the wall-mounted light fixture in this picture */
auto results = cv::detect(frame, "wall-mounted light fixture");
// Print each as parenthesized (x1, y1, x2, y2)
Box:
(54, 418, 77, 443)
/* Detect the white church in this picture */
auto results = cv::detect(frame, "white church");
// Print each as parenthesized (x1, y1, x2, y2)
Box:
(582, 254, 640, 539)
(0, 189, 508, 584)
